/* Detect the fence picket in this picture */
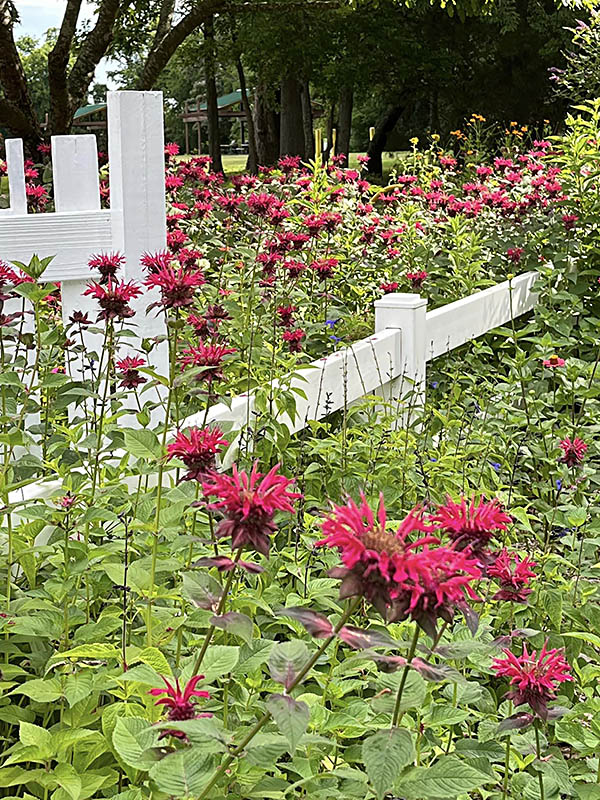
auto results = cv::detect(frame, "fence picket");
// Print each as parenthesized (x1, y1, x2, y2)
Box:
(0, 139, 27, 216)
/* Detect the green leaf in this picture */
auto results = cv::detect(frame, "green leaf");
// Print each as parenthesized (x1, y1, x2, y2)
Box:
(148, 747, 211, 796)
(137, 647, 172, 677)
(19, 722, 54, 759)
(563, 631, 600, 649)
(398, 756, 490, 799)
(266, 694, 310, 753)
(210, 612, 254, 644)
(542, 589, 563, 632)
(269, 640, 309, 691)
(58, 643, 121, 661)
(124, 429, 161, 461)
(52, 763, 82, 800)
(11, 678, 62, 703)
(362, 728, 415, 800)
(112, 717, 161, 771)
(201, 645, 239, 683)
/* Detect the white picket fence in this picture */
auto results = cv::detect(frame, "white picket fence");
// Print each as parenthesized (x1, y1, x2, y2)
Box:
(0, 89, 540, 508)
(0, 90, 168, 376)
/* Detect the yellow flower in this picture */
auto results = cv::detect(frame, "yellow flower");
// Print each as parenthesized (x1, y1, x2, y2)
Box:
(521, 126, 528, 132)
(410, 137, 419, 145)
(544, 119, 550, 124)
(431, 133, 440, 142)
(450, 129, 462, 136)
(467, 149, 474, 155)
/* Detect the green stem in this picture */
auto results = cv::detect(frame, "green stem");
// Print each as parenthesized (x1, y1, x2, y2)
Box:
(196, 598, 360, 800)
(392, 625, 420, 727)
(192, 548, 243, 673)
(535, 724, 545, 800)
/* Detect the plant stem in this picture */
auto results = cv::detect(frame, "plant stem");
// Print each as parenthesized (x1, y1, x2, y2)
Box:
(192, 548, 243, 673)
(535, 724, 545, 800)
(196, 598, 359, 799)
(392, 625, 420, 727)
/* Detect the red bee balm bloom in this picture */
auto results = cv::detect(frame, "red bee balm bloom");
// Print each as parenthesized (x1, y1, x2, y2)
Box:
(83, 279, 142, 321)
(492, 641, 572, 719)
(488, 549, 536, 602)
(116, 355, 147, 389)
(166, 426, 229, 480)
(150, 675, 210, 722)
(181, 342, 236, 383)
(88, 252, 125, 282)
(559, 437, 587, 467)
(406, 270, 428, 290)
(543, 354, 565, 368)
(202, 463, 301, 556)
(432, 496, 511, 552)
(317, 495, 481, 634)
(144, 262, 205, 309)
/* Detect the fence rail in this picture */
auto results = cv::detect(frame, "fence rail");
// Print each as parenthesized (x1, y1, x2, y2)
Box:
(1, 90, 542, 509)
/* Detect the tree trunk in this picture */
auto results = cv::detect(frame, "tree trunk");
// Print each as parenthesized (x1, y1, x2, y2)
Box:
(336, 85, 353, 164)
(236, 55, 258, 175)
(323, 100, 335, 162)
(253, 82, 279, 166)
(366, 96, 408, 176)
(47, 0, 83, 134)
(300, 80, 314, 161)
(279, 76, 305, 157)
(203, 15, 223, 173)
(0, 2, 42, 149)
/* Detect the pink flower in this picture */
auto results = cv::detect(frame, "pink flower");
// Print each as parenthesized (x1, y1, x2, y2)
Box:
(278, 155, 302, 174)
(26, 183, 48, 211)
(149, 675, 210, 727)
(380, 281, 399, 293)
(167, 426, 228, 480)
(202, 462, 301, 556)
(432, 496, 511, 553)
(164, 142, 180, 158)
(439, 156, 457, 169)
(317, 495, 480, 634)
(492, 641, 572, 718)
(559, 436, 587, 467)
(282, 328, 305, 352)
(311, 258, 338, 281)
(83, 279, 142, 321)
(543, 354, 565, 368)
(406, 270, 428, 290)
(116, 355, 146, 389)
(88, 252, 125, 282)
(488, 549, 536, 602)
(562, 213, 578, 231)
(507, 247, 524, 264)
(276, 305, 296, 327)
(181, 342, 236, 383)
(144, 262, 205, 309)
(37, 143, 51, 156)
(165, 175, 184, 192)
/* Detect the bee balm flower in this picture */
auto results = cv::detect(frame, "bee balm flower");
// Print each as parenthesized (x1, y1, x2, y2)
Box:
(166, 426, 229, 480)
(432, 496, 511, 553)
(317, 495, 481, 635)
(202, 463, 301, 556)
(492, 641, 572, 719)
(559, 437, 587, 467)
(488, 549, 536, 602)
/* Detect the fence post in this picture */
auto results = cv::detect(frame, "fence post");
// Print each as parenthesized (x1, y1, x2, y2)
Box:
(4, 139, 27, 215)
(107, 90, 169, 379)
(374, 292, 427, 422)
(52, 134, 103, 385)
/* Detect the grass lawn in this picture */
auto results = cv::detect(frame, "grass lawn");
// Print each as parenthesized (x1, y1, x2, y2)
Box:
(194, 152, 408, 179)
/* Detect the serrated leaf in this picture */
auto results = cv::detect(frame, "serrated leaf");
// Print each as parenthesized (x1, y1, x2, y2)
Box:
(398, 756, 490, 798)
(266, 694, 310, 753)
(210, 612, 253, 644)
(52, 763, 82, 800)
(58, 643, 121, 661)
(269, 640, 309, 691)
(124, 429, 161, 460)
(362, 728, 415, 800)
(19, 722, 53, 759)
(112, 717, 161, 771)
(11, 678, 62, 703)
(201, 645, 239, 683)
(148, 747, 211, 796)
(137, 647, 172, 676)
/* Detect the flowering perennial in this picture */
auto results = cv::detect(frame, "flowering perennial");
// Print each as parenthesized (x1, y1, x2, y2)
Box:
(202, 463, 301, 556)
(492, 641, 572, 718)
